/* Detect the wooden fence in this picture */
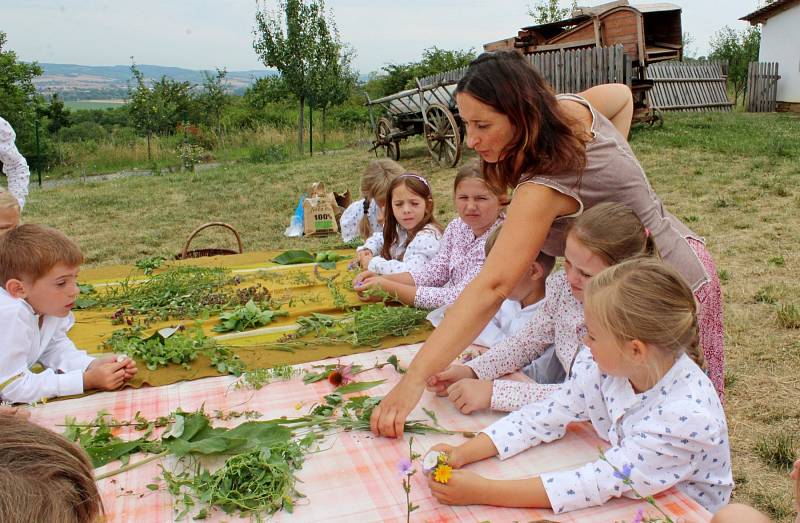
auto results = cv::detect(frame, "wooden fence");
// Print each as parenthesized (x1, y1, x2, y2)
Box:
(419, 45, 632, 92)
(746, 62, 780, 112)
(645, 61, 733, 111)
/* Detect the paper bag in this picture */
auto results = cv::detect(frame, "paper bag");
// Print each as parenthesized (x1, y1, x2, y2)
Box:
(303, 182, 339, 236)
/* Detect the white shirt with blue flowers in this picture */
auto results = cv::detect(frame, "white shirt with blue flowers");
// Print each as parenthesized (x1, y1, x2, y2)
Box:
(483, 347, 732, 513)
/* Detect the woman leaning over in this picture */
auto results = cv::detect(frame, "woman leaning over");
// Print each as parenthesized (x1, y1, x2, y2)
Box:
(371, 50, 724, 438)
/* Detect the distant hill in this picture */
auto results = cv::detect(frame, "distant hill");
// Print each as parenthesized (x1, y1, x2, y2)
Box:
(34, 63, 278, 100)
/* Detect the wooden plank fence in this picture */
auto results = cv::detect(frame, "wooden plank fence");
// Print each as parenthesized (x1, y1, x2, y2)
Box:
(645, 61, 733, 111)
(746, 62, 780, 112)
(418, 45, 632, 93)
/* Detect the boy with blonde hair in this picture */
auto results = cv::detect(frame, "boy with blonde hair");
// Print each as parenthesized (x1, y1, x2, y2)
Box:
(0, 224, 137, 404)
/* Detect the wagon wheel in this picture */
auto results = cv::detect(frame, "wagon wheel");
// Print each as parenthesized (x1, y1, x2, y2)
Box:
(424, 103, 461, 167)
(376, 117, 400, 161)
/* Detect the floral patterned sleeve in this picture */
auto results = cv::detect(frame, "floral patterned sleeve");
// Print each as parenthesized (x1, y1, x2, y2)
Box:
(0, 117, 30, 209)
(357, 231, 383, 255)
(465, 293, 556, 379)
(368, 227, 442, 275)
(410, 221, 454, 288)
(412, 264, 478, 310)
(490, 381, 563, 412)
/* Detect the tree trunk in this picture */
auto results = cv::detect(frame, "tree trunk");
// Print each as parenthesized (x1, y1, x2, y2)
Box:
(146, 131, 152, 161)
(309, 104, 313, 156)
(297, 97, 305, 155)
(322, 106, 327, 154)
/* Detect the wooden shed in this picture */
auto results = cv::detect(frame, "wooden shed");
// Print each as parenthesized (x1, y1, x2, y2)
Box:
(483, 1, 683, 67)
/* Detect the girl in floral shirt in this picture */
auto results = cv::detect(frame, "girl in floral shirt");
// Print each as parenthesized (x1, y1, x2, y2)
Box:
(354, 162, 504, 309)
(427, 203, 681, 414)
(426, 258, 732, 514)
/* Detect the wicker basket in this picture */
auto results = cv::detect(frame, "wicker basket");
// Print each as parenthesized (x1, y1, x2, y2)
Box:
(175, 222, 243, 260)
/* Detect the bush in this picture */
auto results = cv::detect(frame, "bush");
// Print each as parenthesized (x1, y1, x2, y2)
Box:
(58, 121, 109, 142)
(248, 144, 289, 164)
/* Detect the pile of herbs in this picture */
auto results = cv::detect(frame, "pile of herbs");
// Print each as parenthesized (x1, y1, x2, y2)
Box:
(103, 325, 245, 375)
(274, 303, 429, 351)
(63, 396, 451, 520)
(272, 249, 347, 269)
(212, 299, 288, 333)
(98, 266, 232, 320)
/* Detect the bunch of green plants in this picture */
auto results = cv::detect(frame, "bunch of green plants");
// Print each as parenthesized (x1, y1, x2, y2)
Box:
(233, 364, 298, 390)
(212, 299, 288, 333)
(103, 325, 244, 375)
(134, 255, 166, 275)
(273, 303, 429, 351)
(99, 266, 231, 320)
(63, 396, 453, 520)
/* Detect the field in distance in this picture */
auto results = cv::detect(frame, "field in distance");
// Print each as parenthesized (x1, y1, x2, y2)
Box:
(64, 99, 127, 110)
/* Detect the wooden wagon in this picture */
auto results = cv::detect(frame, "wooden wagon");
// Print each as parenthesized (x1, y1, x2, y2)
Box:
(484, 0, 683, 125)
(365, 76, 465, 168)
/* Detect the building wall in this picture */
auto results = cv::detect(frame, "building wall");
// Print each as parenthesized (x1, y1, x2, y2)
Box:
(759, 3, 800, 103)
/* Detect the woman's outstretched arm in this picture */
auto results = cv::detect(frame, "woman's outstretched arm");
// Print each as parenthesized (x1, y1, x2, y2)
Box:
(370, 183, 577, 437)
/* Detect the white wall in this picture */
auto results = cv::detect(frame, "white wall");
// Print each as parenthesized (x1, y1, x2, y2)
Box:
(759, 3, 800, 103)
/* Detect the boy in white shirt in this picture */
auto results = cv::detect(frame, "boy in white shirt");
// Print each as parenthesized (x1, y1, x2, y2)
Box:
(0, 224, 137, 404)
(427, 224, 555, 348)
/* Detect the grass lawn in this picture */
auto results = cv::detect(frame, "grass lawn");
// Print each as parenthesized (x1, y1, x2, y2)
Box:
(23, 110, 800, 520)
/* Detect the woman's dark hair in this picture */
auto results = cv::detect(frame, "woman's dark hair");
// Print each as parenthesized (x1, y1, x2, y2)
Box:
(456, 50, 588, 190)
(381, 174, 443, 260)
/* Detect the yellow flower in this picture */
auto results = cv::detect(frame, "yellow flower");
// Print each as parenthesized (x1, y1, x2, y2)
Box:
(433, 464, 452, 484)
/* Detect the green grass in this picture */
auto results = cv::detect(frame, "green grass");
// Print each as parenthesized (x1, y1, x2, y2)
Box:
(64, 100, 127, 110)
(22, 110, 800, 521)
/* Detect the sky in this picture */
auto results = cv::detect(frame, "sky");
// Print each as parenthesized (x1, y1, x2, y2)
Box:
(3, 0, 761, 74)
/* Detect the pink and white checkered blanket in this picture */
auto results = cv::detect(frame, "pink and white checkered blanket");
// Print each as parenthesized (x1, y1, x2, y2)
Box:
(32, 343, 712, 522)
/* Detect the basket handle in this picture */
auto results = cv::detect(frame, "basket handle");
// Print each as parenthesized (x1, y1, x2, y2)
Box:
(181, 222, 243, 258)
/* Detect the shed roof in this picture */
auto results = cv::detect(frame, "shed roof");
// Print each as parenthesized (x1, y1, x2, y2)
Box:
(741, 0, 800, 24)
(519, 2, 680, 31)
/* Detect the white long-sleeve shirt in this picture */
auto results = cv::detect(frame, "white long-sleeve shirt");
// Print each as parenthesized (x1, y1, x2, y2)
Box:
(484, 348, 733, 514)
(340, 198, 381, 243)
(0, 288, 94, 404)
(427, 297, 544, 348)
(0, 117, 30, 209)
(465, 270, 585, 411)
(366, 224, 442, 275)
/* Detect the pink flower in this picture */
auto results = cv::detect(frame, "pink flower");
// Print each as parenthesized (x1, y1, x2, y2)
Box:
(632, 508, 644, 523)
(328, 363, 355, 386)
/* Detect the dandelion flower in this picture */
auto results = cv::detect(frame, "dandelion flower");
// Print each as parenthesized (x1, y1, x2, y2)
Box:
(433, 464, 452, 484)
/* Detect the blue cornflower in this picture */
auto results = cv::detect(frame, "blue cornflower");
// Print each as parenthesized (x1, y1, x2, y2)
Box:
(613, 463, 634, 480)
(397, 458, 413, 477)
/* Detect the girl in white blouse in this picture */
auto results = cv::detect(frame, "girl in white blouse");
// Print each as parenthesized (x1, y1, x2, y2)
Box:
(340, 158, 404, 246)
(426, 258, 733, 514)
(359, 173, 443, 275)
(429, 202, 681, 414)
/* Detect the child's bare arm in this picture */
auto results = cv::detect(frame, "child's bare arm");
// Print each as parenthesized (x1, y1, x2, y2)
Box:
(429, 472, 551, 507)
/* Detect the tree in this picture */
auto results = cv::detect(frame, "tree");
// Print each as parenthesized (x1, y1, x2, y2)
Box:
(307, 10, 357, 153)
(244, 76, 294, 109)
(253, 0, 325, 154)
(377, 47, 476, 96)
(0, 31, 44, 158)
(709, 26, 760, 106)
(128, 62, 165, 161)
(199, 68, 230, 145)
(527, 0, 577, 24)
(44, 93, 71, 134)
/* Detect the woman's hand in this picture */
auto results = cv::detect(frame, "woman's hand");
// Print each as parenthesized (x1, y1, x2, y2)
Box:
(426, 364, 477, 396)
(428, 469, 490, 505)
(369, 374, 426, 438)
(446, 378, 493, 414)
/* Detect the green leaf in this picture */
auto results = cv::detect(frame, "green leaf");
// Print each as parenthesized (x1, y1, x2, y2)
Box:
(317, 261, 337, 270)
(272, 250, 315, 265)
(335, 379, 386, 394)
(146, 483, 160, 491)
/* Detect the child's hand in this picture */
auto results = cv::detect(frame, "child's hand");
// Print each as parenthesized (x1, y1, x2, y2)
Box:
(352, 270, 375, 290)
(84, 358, 129, 391)
(358, 251, 374, 270)
(115, 356, 138, 381)
(426, 365, 476, 396)
(354, 275, 384, 302)
(429, 443, 468, 469)
(446, 378, 493, 414)
(428, 469, 489, 505)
